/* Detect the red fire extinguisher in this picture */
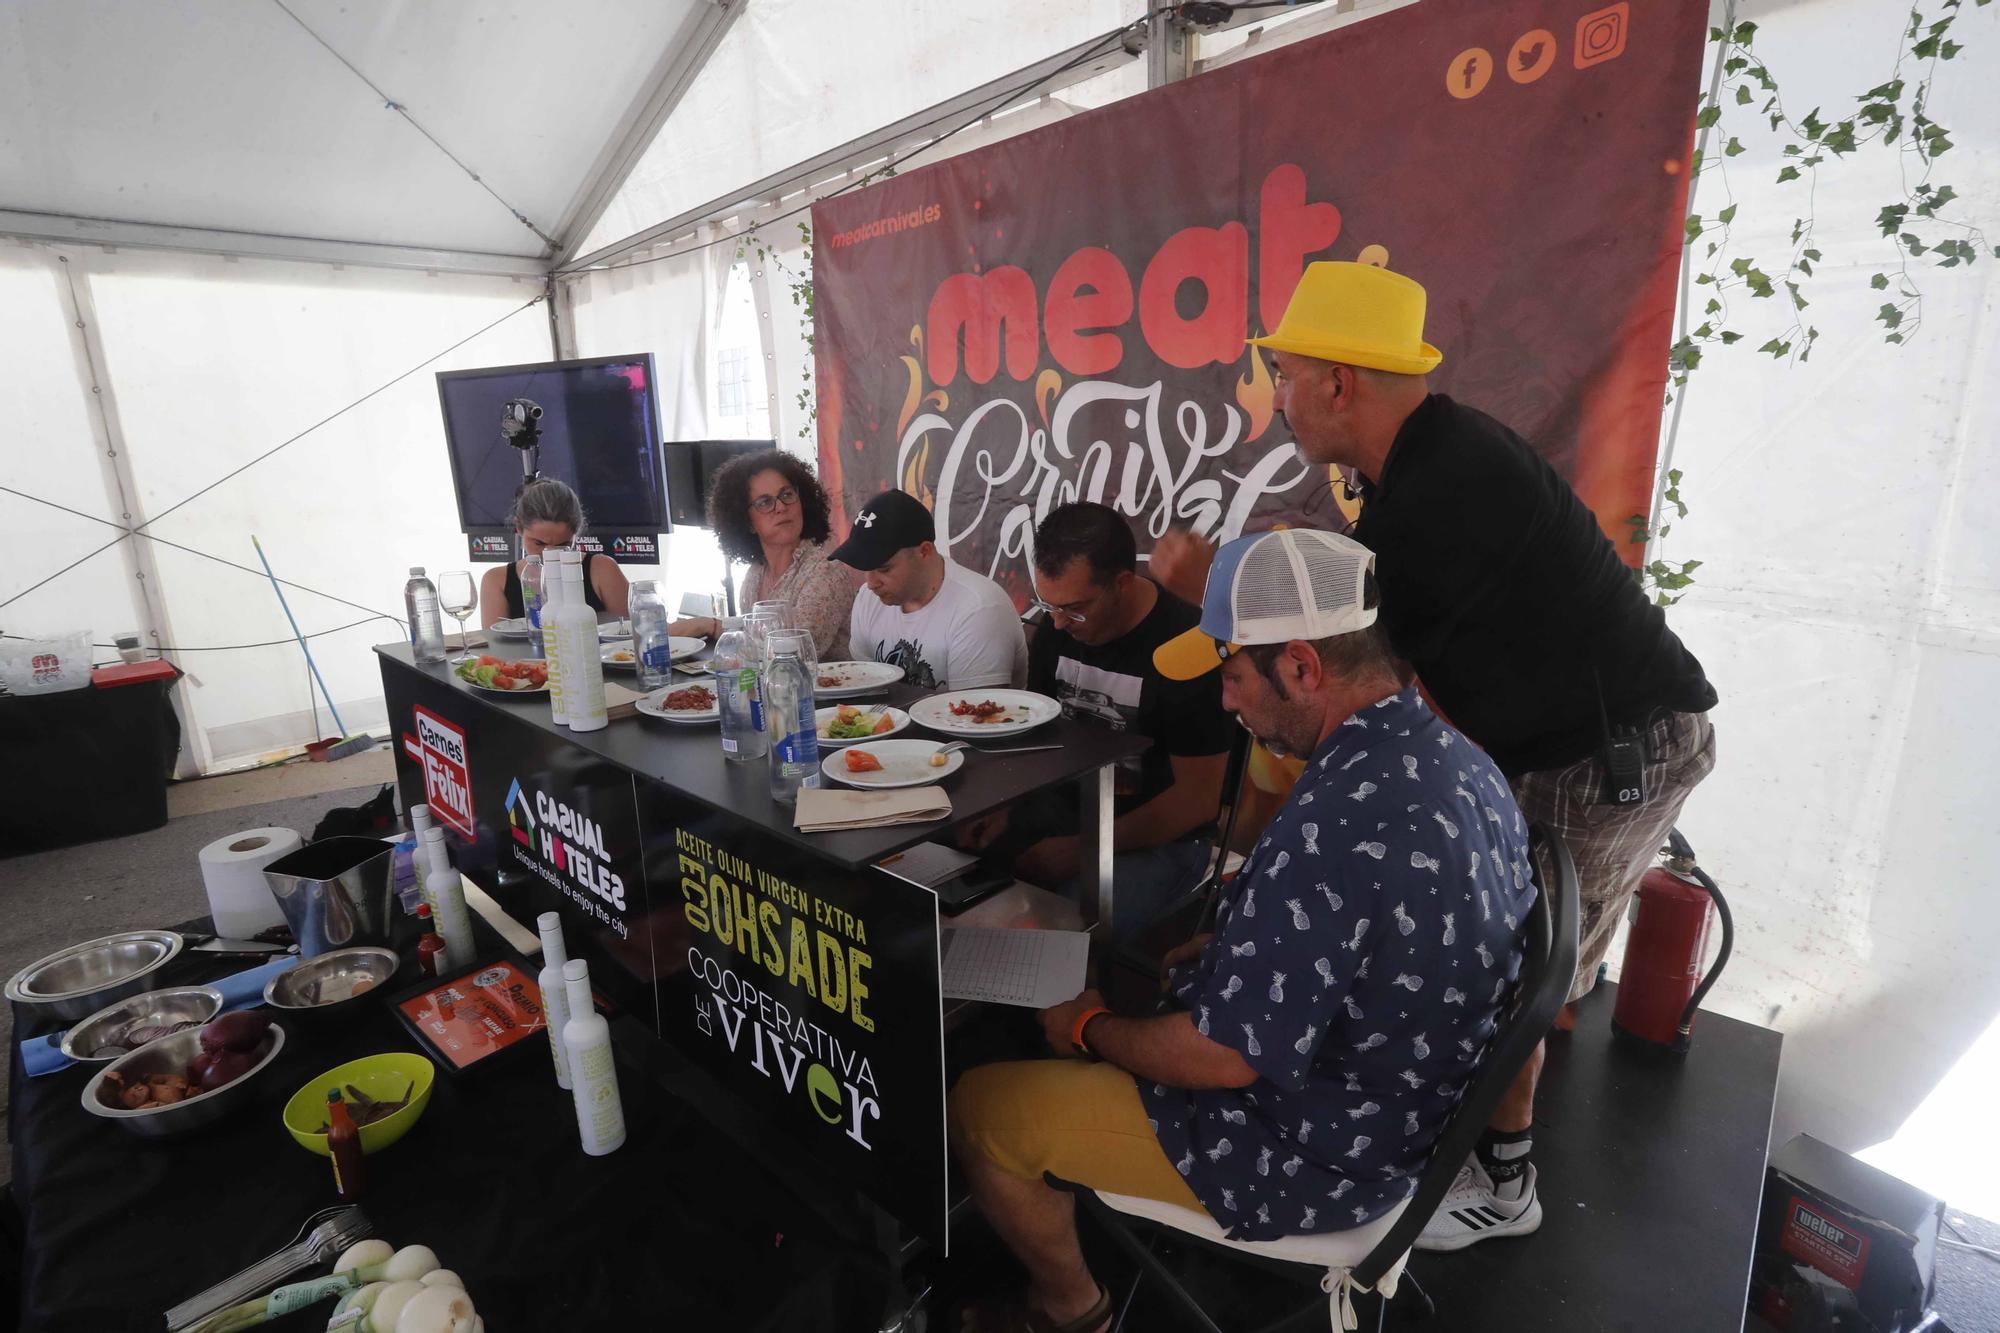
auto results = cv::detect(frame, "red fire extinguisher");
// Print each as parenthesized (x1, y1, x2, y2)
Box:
(1612, 829, 1733, 1053)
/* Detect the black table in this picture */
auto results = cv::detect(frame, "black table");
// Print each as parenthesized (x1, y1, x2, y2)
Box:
(0, 672, 180, 856)
(377, 643, 1147, 1247)
(7, 919, 885, 1333)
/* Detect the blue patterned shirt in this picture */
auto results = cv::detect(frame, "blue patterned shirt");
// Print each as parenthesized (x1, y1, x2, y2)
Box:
(1137, 687, 1536, 1240)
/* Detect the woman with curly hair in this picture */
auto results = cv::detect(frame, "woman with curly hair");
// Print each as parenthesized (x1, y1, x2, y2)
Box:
(671, 449, 859, 658)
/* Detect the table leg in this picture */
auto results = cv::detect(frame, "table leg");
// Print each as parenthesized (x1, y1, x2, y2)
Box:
(1080, 763, 1115, 934)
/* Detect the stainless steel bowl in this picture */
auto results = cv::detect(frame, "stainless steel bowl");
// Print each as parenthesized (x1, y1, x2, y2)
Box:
(4, 930, 184, 1022)
(263, 947, 399, 1026)
(60, 986, 225, 1064)
(81, 1022, 287, 1139)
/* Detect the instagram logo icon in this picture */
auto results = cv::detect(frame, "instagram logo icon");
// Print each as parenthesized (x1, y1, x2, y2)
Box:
(1574, 2, 1629, 69)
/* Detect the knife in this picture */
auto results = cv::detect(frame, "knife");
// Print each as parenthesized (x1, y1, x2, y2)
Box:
(190, 936, 297, 955)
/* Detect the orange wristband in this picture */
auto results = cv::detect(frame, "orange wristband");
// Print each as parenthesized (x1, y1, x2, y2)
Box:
(1071, 1006, 1113, 1058)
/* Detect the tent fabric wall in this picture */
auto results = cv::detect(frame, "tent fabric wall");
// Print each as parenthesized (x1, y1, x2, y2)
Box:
(2, 243, 550, 769)
(1635, 0, 2000, 1213)
(575, 0, 1143, 260)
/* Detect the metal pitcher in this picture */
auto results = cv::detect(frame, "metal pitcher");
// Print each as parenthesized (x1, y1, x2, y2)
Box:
(262, 837, 395, 958)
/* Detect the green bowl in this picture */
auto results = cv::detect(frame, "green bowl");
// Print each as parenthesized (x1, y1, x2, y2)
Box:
(282, 1052, 434, 1156)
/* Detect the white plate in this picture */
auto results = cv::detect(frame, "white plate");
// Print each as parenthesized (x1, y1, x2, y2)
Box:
(821, 739, 963, 789)
(604, 637, 705, 671)
(815, 704, 910, 747)
(635, 680, 720, 723)
(489, 617, 531, 639)
(597, 619, 632, 641)
(455, 660, 550, 695)
(909, 689, 1061, 738)
(811, 660, 904, 698)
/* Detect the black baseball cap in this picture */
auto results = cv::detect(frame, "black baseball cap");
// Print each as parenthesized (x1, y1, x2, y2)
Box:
(829, 489, 936, 571)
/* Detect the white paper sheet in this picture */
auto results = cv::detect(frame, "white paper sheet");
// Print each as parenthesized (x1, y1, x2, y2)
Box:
(940, 926, 1091, 1008)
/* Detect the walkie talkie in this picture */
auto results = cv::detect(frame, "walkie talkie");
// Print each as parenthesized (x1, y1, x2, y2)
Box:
(1594, 670, 1647, 807)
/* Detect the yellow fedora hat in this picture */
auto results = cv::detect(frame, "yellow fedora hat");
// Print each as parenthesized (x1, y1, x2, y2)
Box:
(1248, 261, 1443, 375)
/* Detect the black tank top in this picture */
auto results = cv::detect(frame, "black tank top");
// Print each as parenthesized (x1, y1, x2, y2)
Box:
(502, 555, 610, 618)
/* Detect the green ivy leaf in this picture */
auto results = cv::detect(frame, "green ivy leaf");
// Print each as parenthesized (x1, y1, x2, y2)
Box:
(1776, 165, 1802, 183)
(1901, 232, 1928, 256)
(1685, 215, 1705, 242)
(1733, 20, 1758, 43)
(1877, 204, 1909, 235)
(1696, 103, 1722, 129)
(1758, 338, 1792, 356)
(1800, 108, 1827, 139)
(1719, 330, 1743, 344)
(1736, 84, 1754, 106)
(1724, 137, 1746, 157)
(1871, 272, 1890, 289)
(1877, 303, 1905, 329)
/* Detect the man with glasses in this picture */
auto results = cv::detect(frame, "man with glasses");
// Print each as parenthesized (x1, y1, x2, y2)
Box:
(964, 502, 1231, 938)
(831, 488, 1027, 690)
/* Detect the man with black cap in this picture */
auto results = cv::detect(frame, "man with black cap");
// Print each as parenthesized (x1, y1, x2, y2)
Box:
(830, 488, 1027, 691)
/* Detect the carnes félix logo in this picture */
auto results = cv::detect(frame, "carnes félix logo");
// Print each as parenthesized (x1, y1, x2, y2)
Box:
(505, 778, 625, 911)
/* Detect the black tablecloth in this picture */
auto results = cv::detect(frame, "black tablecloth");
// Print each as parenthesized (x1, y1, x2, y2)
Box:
(8, 925, 884, 1332)
(0, 674, 181, 856)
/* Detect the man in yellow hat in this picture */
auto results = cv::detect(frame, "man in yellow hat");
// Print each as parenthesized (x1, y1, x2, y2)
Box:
(1154, 260, 1717, 1251)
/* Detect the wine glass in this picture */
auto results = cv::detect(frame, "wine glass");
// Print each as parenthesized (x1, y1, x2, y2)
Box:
(437, 570, 477, 662)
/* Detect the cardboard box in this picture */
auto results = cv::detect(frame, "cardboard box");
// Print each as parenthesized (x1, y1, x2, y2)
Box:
(1751, 1134, 1942, 1333)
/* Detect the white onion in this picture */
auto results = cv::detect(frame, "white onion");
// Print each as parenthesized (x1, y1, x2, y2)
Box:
(366, 1280, 427, 1332)
(380, 1245, 440, 1283)
(394, 1284, 477, 1333)
(333, 1239, 393, 1276)
(418, 1270, 463, 1290)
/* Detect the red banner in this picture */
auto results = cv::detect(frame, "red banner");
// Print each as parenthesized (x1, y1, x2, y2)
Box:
(813, 0, 1703, 597)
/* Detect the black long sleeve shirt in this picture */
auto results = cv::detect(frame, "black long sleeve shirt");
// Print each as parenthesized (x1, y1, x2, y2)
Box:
(1350, 394, 1716, 776)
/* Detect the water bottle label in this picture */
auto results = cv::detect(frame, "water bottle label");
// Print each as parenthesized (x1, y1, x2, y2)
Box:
(742, 668, 765, 730)
(722, 736, 738, 754)
(642, 643, 671, 672)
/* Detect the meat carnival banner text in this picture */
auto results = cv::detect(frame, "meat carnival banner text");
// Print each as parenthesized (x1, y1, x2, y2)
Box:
(812, 0, 1704, 597)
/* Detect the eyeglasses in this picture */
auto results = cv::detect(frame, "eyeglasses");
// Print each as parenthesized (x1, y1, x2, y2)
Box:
(749, 487, 800, 515)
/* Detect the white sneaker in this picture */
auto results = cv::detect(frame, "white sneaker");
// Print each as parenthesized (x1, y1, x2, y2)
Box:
(1414, 1156, 1543, 1251)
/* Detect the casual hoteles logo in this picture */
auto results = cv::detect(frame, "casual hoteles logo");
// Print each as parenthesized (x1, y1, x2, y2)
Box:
(505, 777, 626, 913)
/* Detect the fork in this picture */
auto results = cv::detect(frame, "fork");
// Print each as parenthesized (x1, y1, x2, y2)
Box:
(166, 1205, 372, 1329)
(934, 741, 1064, 757)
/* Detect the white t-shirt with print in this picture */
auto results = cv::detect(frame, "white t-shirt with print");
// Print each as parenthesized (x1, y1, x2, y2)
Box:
(848, 559, 1027, 691)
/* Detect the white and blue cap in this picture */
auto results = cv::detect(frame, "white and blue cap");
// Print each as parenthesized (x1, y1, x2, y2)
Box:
(1153, 528, 1377, 681)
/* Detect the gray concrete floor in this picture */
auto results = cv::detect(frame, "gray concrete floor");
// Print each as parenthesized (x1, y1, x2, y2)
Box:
(0, 782, 380, 1185)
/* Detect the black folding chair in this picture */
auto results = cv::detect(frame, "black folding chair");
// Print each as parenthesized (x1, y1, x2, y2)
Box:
(1053, 825, 1581, 1332)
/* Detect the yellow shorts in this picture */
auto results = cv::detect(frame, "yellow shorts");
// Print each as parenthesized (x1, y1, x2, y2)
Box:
(949, 1059, 1204, 1213)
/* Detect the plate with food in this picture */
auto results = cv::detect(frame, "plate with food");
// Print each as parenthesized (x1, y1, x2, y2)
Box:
(910, 689, 1061, 737)
(601, 644, 638, 670)
(811, 660, 903, 698)
(454, 656, 549, 693)
(821, 739, 963, 789)
(596, 618, 633, 641)
(636, 680, 720, 724)
(815, 704, 909, 746)
(488, 617, 531, 640)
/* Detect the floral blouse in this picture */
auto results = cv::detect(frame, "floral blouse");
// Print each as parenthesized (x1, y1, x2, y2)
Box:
(741, 539, 859, 660)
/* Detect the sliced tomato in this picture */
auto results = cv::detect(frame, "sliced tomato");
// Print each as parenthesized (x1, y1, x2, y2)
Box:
(844, 749, 883, 773)
(478, 655, 502, 667)
(872, 713, 896, 734)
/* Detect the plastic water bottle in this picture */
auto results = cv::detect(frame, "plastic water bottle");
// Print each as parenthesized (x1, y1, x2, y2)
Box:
(630, 581, 671, 691)
(766, 630, 820, 803)
(714, 626, 767, 763)
(405, 567, 446, 663)
(522, 553, 545, 656)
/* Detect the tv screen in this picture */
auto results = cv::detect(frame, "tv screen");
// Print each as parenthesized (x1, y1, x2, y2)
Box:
(436, 355, 664, 534)
(662, 439, 774, 528)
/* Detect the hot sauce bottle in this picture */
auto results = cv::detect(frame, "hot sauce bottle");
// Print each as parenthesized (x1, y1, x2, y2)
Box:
(326, 1089, 365, 1202)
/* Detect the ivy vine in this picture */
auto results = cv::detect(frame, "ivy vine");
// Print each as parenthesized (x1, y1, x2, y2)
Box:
(1638, 0, 1994, 605)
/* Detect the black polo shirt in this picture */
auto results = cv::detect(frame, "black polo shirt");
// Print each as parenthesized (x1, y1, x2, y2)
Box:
(1351, 394, 1716, 776)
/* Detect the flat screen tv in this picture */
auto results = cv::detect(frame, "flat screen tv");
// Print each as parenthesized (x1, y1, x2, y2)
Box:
(436, 355, 665, 535)
(661, 439, 775, 529)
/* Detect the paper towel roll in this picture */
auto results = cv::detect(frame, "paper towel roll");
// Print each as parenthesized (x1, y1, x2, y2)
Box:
(198, 827, 302, 937)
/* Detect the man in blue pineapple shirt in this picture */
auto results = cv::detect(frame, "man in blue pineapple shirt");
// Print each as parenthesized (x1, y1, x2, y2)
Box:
(949, 529, 1535, 1333)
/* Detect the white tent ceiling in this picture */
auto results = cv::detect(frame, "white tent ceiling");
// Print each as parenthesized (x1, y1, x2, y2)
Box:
(0, 0, 731, 274)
